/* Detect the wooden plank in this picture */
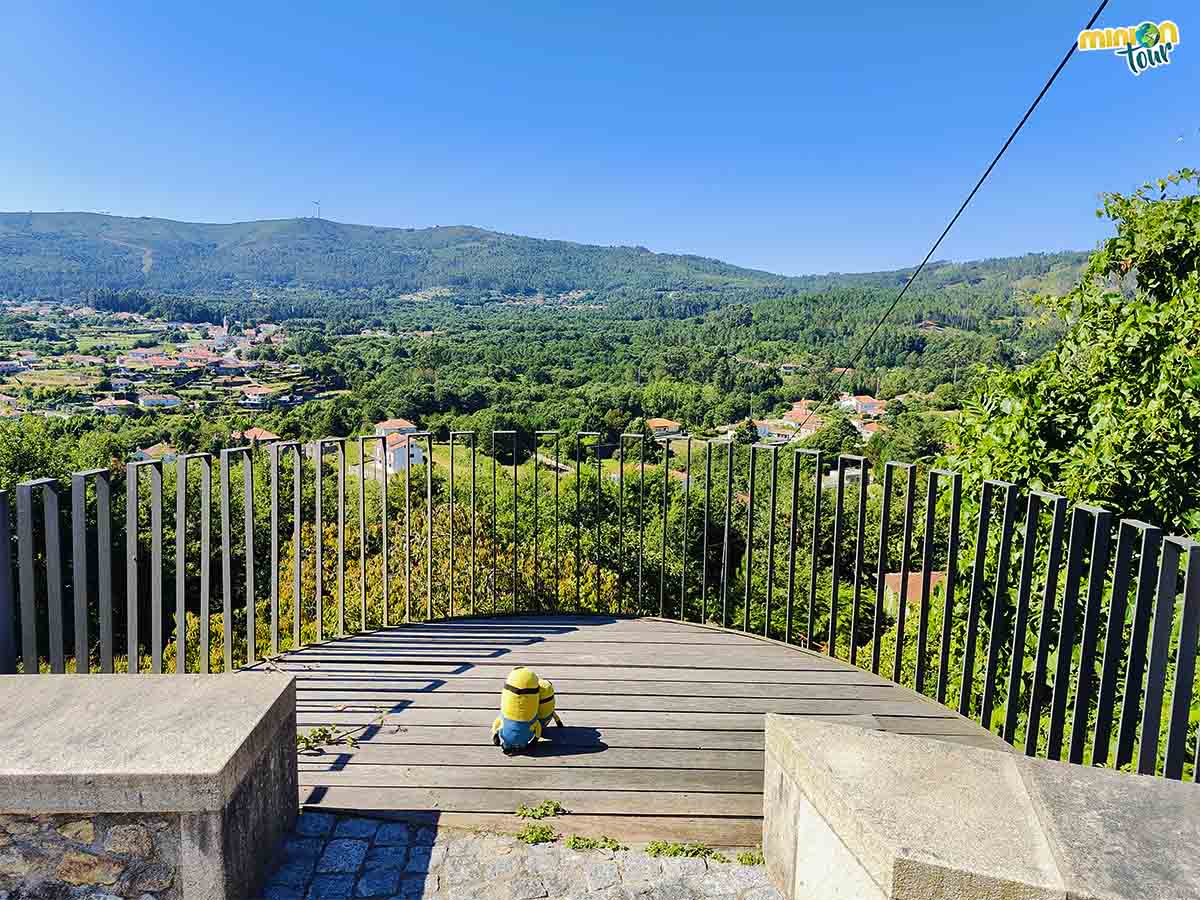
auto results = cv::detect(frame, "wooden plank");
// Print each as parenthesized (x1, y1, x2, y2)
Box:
(297, 764, 764, 793)
(298, 785, 763, 818)
(273, 661, 855, 682)
(297, 808, 766, 848)
(297, 725, 766, 751)
(297, 743, 763, 770)
(295, 686, 915, 712)
(297, 702, 959, 730)
(290, 673, 890, 693)
(287, 646, 821, 667)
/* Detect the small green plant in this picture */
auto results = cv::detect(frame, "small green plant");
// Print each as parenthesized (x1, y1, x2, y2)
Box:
(736, 848, 765, 866)
(564, 834, 627, 851)
(518, 823, 558, 845)
(645, 841, 728, 863)
(516, 799, 567, 819)
(296, 725, 357, 753)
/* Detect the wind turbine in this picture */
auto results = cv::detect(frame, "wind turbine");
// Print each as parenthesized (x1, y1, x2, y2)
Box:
(312, 201, 321, 219)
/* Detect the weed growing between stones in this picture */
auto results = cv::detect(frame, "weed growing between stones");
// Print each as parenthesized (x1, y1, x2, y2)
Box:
(645, 841, 729, 863)
(563, 835, 627, 851)
(515, 799, 567, 819)
(517, 823, 559, 845)
(737, 848, 765, 866)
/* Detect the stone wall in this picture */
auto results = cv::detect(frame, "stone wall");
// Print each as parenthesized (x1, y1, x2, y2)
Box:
(0, 813, 180, 900)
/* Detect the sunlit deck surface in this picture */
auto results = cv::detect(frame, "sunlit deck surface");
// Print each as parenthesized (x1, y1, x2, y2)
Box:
(270, 616, 1007, 845)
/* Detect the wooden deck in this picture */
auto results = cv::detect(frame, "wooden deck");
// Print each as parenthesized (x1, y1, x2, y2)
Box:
(271, 615, 1006, 845)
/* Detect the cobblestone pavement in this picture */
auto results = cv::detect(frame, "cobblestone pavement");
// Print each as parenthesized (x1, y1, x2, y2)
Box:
(260, 812, 784, 900)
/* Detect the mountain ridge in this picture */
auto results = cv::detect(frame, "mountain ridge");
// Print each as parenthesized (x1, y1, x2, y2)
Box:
(0, 211, 1089, 306)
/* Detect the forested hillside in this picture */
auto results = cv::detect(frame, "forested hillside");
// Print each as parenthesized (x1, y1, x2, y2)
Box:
(0, 212, 1086, 321)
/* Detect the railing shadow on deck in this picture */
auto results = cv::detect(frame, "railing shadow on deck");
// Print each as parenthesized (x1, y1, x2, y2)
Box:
(1, 428, 1197, 784)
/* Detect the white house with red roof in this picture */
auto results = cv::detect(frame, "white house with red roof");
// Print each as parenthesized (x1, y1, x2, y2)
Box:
(375, 432, 426, 472)
(374, 418, 418, 437)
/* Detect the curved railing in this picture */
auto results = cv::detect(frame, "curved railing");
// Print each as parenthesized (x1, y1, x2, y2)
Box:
(0, 430, 1196, 781)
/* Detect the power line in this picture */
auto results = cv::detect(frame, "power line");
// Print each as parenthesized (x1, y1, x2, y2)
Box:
(795, 0, 1110, 432)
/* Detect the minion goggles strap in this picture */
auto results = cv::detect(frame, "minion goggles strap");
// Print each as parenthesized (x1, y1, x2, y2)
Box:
(503, 684, 540, 695)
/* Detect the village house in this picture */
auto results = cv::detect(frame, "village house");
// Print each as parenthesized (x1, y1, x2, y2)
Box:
(646, 417, 682, 437)
(232, 427, 280, 444)
(838, 394, 886, 417)
(779, 362, 805, 375)
(94, 397, 136, 416)
(132, 442, 177, 463)
(0, 360, 27, 374)
(754, 420, 794, 442)
(239, 384, 281, 410)
(375, 417, 419, 437)
(375, 432, 426, 472)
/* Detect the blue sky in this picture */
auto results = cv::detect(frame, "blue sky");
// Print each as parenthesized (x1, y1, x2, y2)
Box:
(0, 1, 1194, 274)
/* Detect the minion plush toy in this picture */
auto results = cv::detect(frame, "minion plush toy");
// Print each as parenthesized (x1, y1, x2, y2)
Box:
(492, 666, 543, 754)
(537, 678, 563, 730)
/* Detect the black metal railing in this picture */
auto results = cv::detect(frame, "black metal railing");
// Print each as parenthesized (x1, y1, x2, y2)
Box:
(0, 430, 1196, 781)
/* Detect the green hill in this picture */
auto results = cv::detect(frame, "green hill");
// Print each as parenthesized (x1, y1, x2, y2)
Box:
(0, 212, 1087, 312)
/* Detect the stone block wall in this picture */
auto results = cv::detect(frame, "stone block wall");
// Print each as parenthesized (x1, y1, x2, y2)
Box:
(0, 813, 180, 900)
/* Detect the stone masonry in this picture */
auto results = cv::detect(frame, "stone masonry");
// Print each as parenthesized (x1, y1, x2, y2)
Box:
(0, 813, 179, 900)
(261, 812, 784, 900)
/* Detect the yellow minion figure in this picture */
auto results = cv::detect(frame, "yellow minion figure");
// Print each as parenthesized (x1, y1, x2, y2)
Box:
(492, 666, 543, 754)
(537, 678, 562, 729)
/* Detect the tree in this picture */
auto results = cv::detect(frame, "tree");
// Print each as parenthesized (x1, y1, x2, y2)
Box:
(945, 169, 1200, 534)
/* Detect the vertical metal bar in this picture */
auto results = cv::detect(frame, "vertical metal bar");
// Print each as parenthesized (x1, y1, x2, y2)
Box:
(470, 435, 476, 615)
(44, 484, 64, 674)
(510, 432, 520, 614)
(528, 434, 532, 609)
(72, 474, 89, 674)
(241, 451, 254, 666)
(1003, 492, 1045, 744)
(379, 438, 389, 627)
(1138, 539, 1182, 775)
(1164, 540, 1200, 780)
(891, 465, 917, 684)
(147, 467, 162, 674)
(850, 461, 869, 665)
(492, 436, 498, 615)
(637, 436, 645, 614)
(174, 461, 187, 672)
(358, 438, 366, 629)
(978, 483, 1018, 730)
(1092, 520, 1140, 765)
(1068, 509, 1112, 764)
(807, 452, 822, 650)
(450, 434, 457, 616)
(784, 453, 800, 644)
(1024, 496, 1069, 756)
(198, 459, 210, 673)
(828, 458, 846, 656)
(316, 443, 325, 638)
(1115, 526, 1164, 769)
(593, 438, 601, 611)
(293, 446, 303, 643)
(936, 473, 963, 705)
(124, 468, 139, 674)
(743, 446, 761, 634)
(337, 441, 345, 636)
(958, 481, 996, 717)
(270, 447, 280, 655)
(872, 464, 895, 676)
(219, 452, 232, 671)
(764, 446, 779, 637)
(1047, 506, 1089, 761)
(701, 441, 712, 623)
(681, 437, 693, 620)
(0, 492, 13, 675)
(407, 439, 414, 620)
(97, 476, 112, 674)
(914, 471, 940, 694)
(721, 441, 733, 629)
(660, 439, 668, 618)
(17, 482, 38, 674)
(575, 435, 582, 612)
(428, 433, 435, 620)
(555, 435, 561, 611)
